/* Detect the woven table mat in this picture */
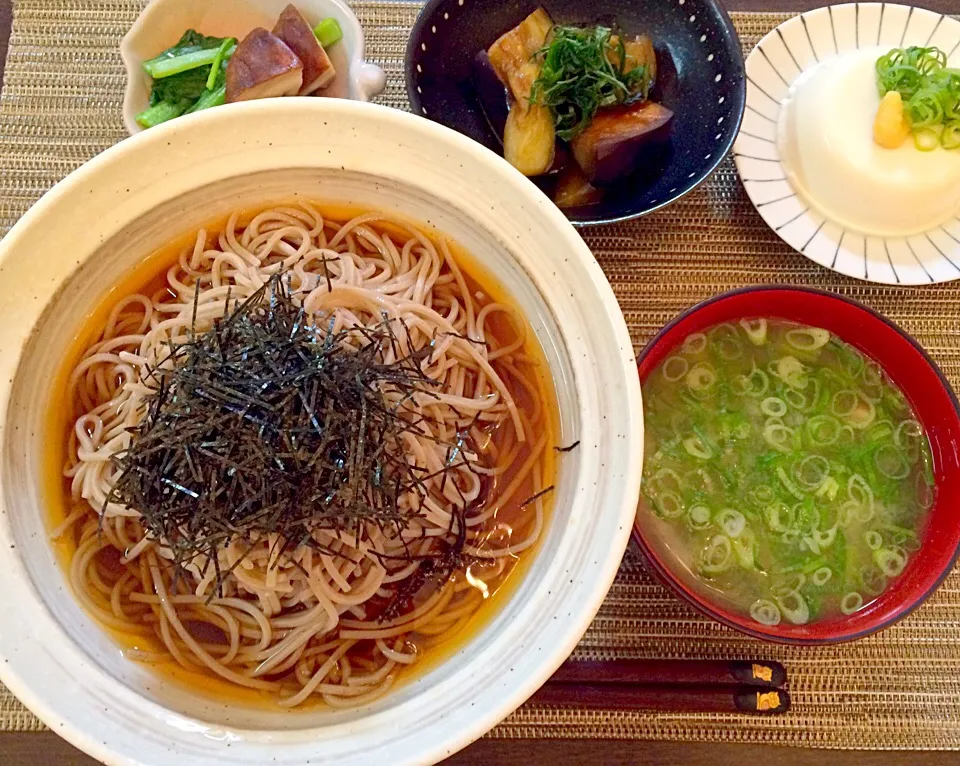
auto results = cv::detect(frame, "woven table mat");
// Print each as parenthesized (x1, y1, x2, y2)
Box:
(3, 0, 960, 751)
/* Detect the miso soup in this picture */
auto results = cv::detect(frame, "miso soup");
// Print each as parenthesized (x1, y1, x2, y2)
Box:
(640, 319, 935, 627)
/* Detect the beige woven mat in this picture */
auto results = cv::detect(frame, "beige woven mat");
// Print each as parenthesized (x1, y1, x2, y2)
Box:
(3, 0, 960, 751)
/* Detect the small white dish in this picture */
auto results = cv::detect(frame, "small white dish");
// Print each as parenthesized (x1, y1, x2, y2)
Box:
(735, 3, 960, 285)
(120, 0, 387, 135)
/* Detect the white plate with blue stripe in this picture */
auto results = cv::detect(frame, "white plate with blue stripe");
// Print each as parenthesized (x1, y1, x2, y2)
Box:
(735, 3, 960, 285)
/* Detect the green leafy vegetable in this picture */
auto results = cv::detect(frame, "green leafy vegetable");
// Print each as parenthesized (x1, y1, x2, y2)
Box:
(149, 66, 211, 107)
(205, 37, 235, 90)
(136, 29, 236, 129)
(143, 30, 227, 79)
(135, 100, 190, 129)
(529, 25, 651, 141)
(313, 17, 343, 49)
(876, 46, 960, 150)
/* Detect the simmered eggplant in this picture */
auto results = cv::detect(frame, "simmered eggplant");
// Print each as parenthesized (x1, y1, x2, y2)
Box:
(487, 8, 553, 103)
(608, 34, 657, 89)
(570, 100, 673, 184)
(504, 104, 556, 176)
(554, 163, 604, 208)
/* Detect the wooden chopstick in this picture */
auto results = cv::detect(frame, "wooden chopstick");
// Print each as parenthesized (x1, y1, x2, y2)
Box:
(531, 659, 791, 715)
(531, 682, 791, 715)
(551, 658, 787, 688)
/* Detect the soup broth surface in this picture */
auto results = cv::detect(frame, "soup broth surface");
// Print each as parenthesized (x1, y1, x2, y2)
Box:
(640, 319, 935, 628)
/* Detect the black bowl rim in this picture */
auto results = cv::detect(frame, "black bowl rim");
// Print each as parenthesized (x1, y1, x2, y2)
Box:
(403, 0, 748, 227)
(632, 284, 960, 645)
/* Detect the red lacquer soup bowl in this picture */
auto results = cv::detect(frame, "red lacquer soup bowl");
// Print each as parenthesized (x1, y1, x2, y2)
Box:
(633, 286, 960, 643)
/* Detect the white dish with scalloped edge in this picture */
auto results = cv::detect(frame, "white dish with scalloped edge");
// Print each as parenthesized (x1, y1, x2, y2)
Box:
(120, 0, 387, 135)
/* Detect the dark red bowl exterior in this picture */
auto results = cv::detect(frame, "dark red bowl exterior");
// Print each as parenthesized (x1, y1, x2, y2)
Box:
(633, 286, 960, 644)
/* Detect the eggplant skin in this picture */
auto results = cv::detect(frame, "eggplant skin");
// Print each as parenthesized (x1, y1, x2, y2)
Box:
(472, 51, 510, 142)
(571, 101, 674, 185)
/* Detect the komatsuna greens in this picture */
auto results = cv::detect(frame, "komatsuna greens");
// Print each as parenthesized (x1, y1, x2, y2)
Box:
(136, 30, 237, 128)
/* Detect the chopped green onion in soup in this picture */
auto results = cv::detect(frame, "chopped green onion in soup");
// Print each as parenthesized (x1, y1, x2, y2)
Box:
(640, 319, 934, 627)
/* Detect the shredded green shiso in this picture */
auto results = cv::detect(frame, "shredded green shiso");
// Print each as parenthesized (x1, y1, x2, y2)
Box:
(876, 46, 960, 150)
(641, 319, 935, 628)
(529, 25, 652, 141)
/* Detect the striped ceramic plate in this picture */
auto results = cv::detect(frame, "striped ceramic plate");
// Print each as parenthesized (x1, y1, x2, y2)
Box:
(735, 3, 960, 285)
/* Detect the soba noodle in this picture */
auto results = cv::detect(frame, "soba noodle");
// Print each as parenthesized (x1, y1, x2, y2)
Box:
(54, 204, 555, 708)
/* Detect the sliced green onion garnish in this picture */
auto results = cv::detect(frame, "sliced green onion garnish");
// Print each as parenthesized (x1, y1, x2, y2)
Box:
(655, 491, 684, 518)
(876, 46, 960, 149)
(840, 591, 864, 615)
(662, 356, 689, 382)
(739, 318, 767, 346)
(794, 455, 829, 489)
(811, 566, 833, 587)
(682, 332, 707, 355)
(777, 466, 805, 500)
(765, 424, 795, 455)
(700, 534, 733, 574)
(874, 444, 910, 479)
(806, 414, 841, 445)
(786, 327, 831, 352)
(683, 435, 712, 460)
(686, 362, 716, 392)
(943, 121, 960, 150)
(914, 126, 943, 151)
(717, 508, 746, 538)
(688, 504, 712, 530)
(873, 547, 907, 577)
(750, 599, 781, 626)
(776, 590, 810, 625)
(760, 397, 787, 418)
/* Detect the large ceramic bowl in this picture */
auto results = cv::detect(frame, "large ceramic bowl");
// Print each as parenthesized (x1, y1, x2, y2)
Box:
(0, 99, 642, 765)
(405, 0, 747, 225)
(120, 0, 387, 135)
(634, 286, 960, 644)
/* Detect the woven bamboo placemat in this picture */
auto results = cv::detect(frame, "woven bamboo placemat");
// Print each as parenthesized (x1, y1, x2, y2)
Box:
(2, 0, 960, 751)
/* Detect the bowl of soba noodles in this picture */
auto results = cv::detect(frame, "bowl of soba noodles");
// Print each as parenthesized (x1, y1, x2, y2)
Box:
(0, 99, 642, 765)
(635, 286, 960, 644)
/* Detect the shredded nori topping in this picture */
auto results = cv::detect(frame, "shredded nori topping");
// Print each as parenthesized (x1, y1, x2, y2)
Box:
(105, 276, 477, 599)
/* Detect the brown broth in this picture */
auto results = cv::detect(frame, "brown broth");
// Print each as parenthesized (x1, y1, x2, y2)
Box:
(44, 203, 560, 708)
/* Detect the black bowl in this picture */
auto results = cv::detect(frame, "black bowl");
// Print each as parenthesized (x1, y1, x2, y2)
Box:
(405, 0, 746, 226)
